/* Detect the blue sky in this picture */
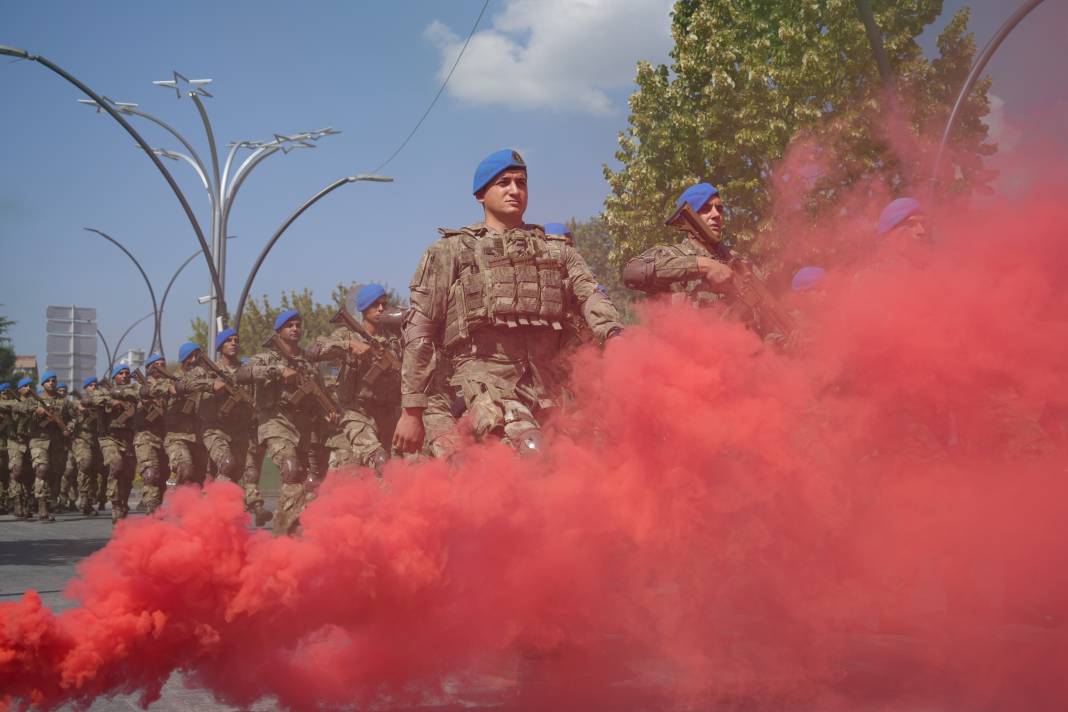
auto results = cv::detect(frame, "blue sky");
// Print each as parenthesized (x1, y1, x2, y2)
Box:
(1, 0, 1065, 373)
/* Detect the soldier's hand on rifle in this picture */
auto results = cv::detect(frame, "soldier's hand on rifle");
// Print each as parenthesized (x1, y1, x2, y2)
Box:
(349, 340, 371, 357)
(212, 378, 227, 393)
(326, 410, 340, 426)
(696, 256, 733, 285)
(282, 367, 298, 384)
(35, 406, 47, 417)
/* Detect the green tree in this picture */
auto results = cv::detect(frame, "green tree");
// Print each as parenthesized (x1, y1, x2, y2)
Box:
(568, 218, 636, 322)
(604, 0, 993, 268)
(189, 283, 407, 358)
(0, 306, 16, 385)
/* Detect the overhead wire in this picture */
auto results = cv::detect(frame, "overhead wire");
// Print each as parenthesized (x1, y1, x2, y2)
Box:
(369, 0, 492, 174)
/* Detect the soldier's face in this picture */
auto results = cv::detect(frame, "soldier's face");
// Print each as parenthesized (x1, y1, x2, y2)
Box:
(85, 383, 97, 393)
(698, 196, 725, 238)
(362, 296, 388, 325)
(220, 335, 239, 358)
(57, 388, 67, 397)
(182, 354, 199, 370)
(889, 214, 928, 243)
(280, 319, 302, 343)
(18, 387, 29, 397)
(42, 379, 57, 395)
(478, 169, 528, 221)
(115, 371, 130, 385)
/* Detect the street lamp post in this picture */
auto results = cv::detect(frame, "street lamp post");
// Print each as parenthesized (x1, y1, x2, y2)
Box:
(77, 73, 342, 352)
(233, 174, 393, 331)
(84, 227, 161, 354)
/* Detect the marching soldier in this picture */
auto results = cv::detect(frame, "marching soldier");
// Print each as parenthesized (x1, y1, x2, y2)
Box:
(71, 376, 104, 516)
(91, 363, 140, 523)
(27, 371, 74, 522)
(134, 355, 172, 513)
(0, 383, 14, 515)
(393, 149, 624, 456)
(201, 328, 272, 526)
(236, 310, 335, 536)
(308, 283, 401, 474)
(9, 378, 35, 518)
(56, 382, 79, 512)
(166, 343, 211, 487)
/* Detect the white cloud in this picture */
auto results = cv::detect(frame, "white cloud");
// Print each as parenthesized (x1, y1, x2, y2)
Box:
(425, 0, 675, 115)
(982, 93, 1021, 153)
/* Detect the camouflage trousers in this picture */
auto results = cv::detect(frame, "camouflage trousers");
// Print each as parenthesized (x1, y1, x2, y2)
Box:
(59, 448, 78, 507)
(134, 429, 167, 513)
(259, 415, 321, 537)
(164, 431, 206, 486)
(451, 358, 558, 451)
(29, 435, 68, 503)
(7, 438, 30, 514)
(201, 421, 250, 484)
(71, 435, 104, 510)
(0, 443, 8, 513)
(99, 431, 135, 520)
(326, 400, 397, 470)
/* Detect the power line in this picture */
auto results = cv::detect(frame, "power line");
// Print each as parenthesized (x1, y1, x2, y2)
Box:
(370, 0, 491, 174)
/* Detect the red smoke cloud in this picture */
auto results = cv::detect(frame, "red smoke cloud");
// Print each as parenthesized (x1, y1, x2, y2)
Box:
(3, 161, 1068, 711)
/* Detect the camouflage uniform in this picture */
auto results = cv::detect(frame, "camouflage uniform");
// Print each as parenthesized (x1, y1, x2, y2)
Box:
(402, 222, 623, 450)
(0, 390, 15, 514)
(5, 394, 33, 517)
(90, 382, 140, 522)
(134, 375, 172, 513)
(26, 392, 73, 520)
(236, 344, 328, 536)
(622, 237, 733, 309)
(162, 367, 210, 487)
(68, 399, 104, 514)
(309, 326, 401, 472)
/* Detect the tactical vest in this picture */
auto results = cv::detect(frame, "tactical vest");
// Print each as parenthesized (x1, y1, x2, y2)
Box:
(443, 229, 567, 348)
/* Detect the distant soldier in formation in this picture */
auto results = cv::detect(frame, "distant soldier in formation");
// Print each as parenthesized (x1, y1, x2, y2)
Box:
(165, 343, 212, 487)
(0, 383, 14, 515)
(236, 310, 334, 535)
(394, 149, 624, 456)
(8, 378, 34, 518)
(91, 364, 140, 524)
(72, 375, 104, 516)
(26, 371, 74, 522)
(135, 354, 172, 514)
(309, 283, 401, 475)
(55, 382, 79, 512)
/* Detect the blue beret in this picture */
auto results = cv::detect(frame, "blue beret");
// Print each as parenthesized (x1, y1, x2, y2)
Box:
(17, 377, 33, 389)
(273, 309, 300, 332)
(472, 149, 526, 195)
(144, 354, 164, 369)
(215, 327, 238, 352)
(177, 342, 202, 363)
(676, 182, 720, 213)
(792, 266, 827, 292)
(57, 382, 67, 391)
(111, 363, 130, 379)
(40, 370, 57, 383)
(877, 197, 921, 236)
(0, 383, 10, 392)
(82, 376, 98, 388)
(356, 284, 387, 312)
(543, 222, 571, 237)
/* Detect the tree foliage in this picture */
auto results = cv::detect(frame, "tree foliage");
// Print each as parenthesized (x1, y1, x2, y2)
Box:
(604, 0, 994, 267)
(568, 218, 636, 322)
(189, 284, 406, 358)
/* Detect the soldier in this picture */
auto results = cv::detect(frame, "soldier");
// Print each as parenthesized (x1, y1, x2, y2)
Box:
(201, 327, 272, 526)
(235, 310, 334, 536)
(0, 383, 13, 515)
(26, 371, 74, 522)
(622, 182, 736, 308)
(393, 149, 624, 456)
(134, 354, 173, 513)
(55, 382, 79, 512)
(71, 375, 104, 516)
(308, 283, 401, 474)
(8, 377, 35, 518)
(91, 363, 140, 523)
(166, 343, 211, 487)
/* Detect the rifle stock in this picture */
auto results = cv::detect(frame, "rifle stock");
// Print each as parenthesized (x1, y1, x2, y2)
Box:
(666, 203, 797, 343)
(30, 391, 69, 432)
(266, 333, 342, 419)
(195, 352, 252, 416)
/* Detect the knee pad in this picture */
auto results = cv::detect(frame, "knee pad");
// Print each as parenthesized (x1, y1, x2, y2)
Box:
(34, 464, 49, 481)
(141, 467, 161, 487)
(176, 462, 196, 485)
(216, 451, 237, 478)
(513, 427, 544, 456)
(280, 456, 305, 485)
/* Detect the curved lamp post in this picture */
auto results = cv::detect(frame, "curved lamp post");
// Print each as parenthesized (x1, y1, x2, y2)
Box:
(0, 45, 225, 317)
(931, 0, 1047, 188)
(233, 174, 393, 330)
(84, 227, 161, 354)
(157, 250, 201, 351)
(98, 311, 153, 373)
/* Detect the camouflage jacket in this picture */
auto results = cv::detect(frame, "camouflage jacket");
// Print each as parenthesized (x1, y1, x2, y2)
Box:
(162, 365, 214, 433)
(90, 382, 141, 434)
(401, 222, 624, 409)
(24, 392, 74, 440)
(237, 345, 326, 424)
(309, 326, 401, 408)
(0, 394, 19, 439)
(198, 359, 254, 427)
(622, 237, 732, 308)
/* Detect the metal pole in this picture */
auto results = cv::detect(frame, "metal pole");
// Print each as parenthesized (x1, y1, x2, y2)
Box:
(110, 312, 155, 370)
(84, 228, 161, 354)
(931, 0, 1047, 189)
(0, 47, 226, 308)
(855, 0, 893, 87)
(157, 250, 201, 358)
(96, 328, 114, 374)
(233, 175, 393, 330)
(190, 94, 225, 351)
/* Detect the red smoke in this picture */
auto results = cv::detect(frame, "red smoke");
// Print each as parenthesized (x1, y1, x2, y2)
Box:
(4, 165, 1068, 712)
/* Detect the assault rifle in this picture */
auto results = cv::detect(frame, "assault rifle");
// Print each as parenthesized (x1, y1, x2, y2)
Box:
(666, 202, 797, 345)
(29, 390, 70, 434)
(265, 333, 342, 420)
(131, 370, 166, 424)
(195, 352, 253, 417)
(329, 306, 402, 373)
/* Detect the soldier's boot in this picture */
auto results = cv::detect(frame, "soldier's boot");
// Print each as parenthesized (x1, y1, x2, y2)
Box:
(37, 496, 56, 523)
(252, 502, 274, 527)
(81, 500, 97, 516)
(13, 495, 27, 519)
